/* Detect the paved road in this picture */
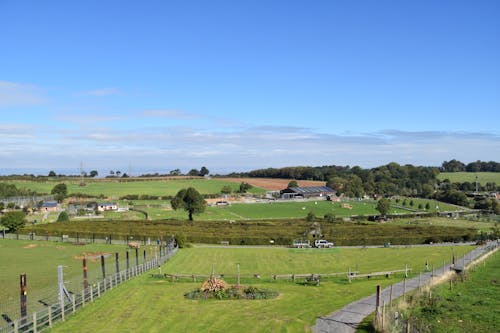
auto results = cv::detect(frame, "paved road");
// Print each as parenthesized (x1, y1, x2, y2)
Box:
(313, 241, 499, 333)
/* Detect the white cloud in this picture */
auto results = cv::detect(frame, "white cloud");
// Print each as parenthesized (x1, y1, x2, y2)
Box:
(1, 123, 498, 174)
(0, 81, 47, 106)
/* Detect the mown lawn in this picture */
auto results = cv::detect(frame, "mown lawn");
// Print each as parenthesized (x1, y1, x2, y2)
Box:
(46, 245, 474, 333)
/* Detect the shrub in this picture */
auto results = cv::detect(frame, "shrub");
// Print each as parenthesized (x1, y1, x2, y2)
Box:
(57, 211, 70, 222)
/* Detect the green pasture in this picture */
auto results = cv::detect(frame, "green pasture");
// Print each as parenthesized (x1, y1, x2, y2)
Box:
(0, 239, 146, 319)
(388, 216, 498, 233)
(438, 172, 500, 184)
(87, 198, 463, 222)
(392, 197, 463, 212)
(6, 178, 266, 197)
(406, 251, 500, 332)
(114, 200, 409, 221)
(47, 245, 474, 333)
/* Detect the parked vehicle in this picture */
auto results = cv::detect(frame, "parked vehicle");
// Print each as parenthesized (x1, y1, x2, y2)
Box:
(314, 239, 334, 248)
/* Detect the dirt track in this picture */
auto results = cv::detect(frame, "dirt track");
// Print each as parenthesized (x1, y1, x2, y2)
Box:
(221, 177, 326, 190)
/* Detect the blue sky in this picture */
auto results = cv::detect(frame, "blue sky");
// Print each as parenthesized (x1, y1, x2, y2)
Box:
(1, 0, 499, 175)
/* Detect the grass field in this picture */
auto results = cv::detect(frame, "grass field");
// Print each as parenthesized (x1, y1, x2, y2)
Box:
(437, 172, 500, 184)
(0, 239, 155, 320)
(83, 198, 463, 222)
(45, 245, 474, 333)
(6, 178, 266, 197)
(405, 251, 500, 332)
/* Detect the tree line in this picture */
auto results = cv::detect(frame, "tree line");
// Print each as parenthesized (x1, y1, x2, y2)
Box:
(441, 159, 500, 172)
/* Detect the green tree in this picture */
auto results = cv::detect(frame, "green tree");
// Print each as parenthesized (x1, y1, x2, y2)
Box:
(171, 187, 206, 221)
(238, 182, 252, 193)
(89, 170, 98, 178)
(199, 166, 209, 176)
(51, 183, 68, 202)
(169, 169, 181, 176)
(48, 170, 57, 177)
(306, 211, 316, 222)
(187, 169, 199, 176)
(221, 186, 232, 195)
(57, 211, 70, 222)
(425, 202, 431, 210)
(376, 198, 391, 216)
(287, 180, 298, 188)
(1, 211, 26, 232)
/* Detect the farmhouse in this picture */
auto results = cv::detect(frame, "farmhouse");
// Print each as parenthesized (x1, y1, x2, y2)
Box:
(41, 201, 61, 212)
(97, 202, 118, 212)
(280, 186, 336, 199)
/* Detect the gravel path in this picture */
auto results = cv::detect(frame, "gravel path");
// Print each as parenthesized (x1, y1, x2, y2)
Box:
(313, 241, 498, 333)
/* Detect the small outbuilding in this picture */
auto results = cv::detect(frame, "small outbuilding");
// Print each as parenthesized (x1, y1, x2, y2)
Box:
(41, 201, 61, 212)
(97, 202, 118, 212)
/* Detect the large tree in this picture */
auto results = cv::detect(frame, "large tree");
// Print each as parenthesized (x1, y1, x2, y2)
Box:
(199, 166, 209, 177)
(376, 198, 391, 216)
(171, 187, 206, 221)
(1, 211, 26, 232)
(51, 183, 68, 202)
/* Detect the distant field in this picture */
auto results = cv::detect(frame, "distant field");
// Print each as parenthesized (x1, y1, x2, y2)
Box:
(46, 245, 474, 333)
(221, 177, 326, 190)
(438, 172, 500, 184)
(98, 198, 464, 221)
(6, 178, 266, 197)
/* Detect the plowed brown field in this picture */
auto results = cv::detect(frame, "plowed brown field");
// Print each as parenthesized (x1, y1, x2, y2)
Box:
(221, 177, 326, 190)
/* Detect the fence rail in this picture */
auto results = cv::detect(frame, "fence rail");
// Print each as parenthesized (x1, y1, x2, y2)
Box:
(1, 232, 171, 247)
(0, 238, 178, 333)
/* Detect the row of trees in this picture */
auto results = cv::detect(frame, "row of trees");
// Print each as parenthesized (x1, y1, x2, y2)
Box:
(0, 183, 36, 198)
(441, 159, 500, 172)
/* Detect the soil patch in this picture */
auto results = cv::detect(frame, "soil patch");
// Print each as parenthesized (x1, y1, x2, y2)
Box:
(221, 177, 325, 191)
(23, 244, 39, 249)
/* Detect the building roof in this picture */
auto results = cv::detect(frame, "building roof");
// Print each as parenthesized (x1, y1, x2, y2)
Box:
(287, 186, 335, 194)
(98, 202, 117, 206)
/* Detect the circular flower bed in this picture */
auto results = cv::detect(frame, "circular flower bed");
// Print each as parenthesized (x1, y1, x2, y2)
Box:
(184, 276, 278, 300)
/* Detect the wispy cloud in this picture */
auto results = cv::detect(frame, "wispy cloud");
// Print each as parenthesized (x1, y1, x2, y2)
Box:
(0, 81, 47, 107)
(1, 123, 498, 173)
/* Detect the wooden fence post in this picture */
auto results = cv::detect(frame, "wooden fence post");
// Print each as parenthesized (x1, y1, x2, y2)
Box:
(101, 255, 106, 279)
(83, 257, 88, 290)
(135, 247, 139, 266)
(126, 250, 130, 279)
(20, 273, 27, 325)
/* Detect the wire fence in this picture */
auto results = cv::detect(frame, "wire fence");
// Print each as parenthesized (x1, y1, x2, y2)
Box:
(371, 241, 499, 333)
(0, 236, 178, 333)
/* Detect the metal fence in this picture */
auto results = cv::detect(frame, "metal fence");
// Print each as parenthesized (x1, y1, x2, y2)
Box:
(372, 241, 499, 333)
(0, 237, 178, 333)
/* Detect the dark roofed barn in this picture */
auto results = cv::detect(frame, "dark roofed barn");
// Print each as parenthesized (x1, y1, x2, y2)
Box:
(280, 186, 336, 199)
